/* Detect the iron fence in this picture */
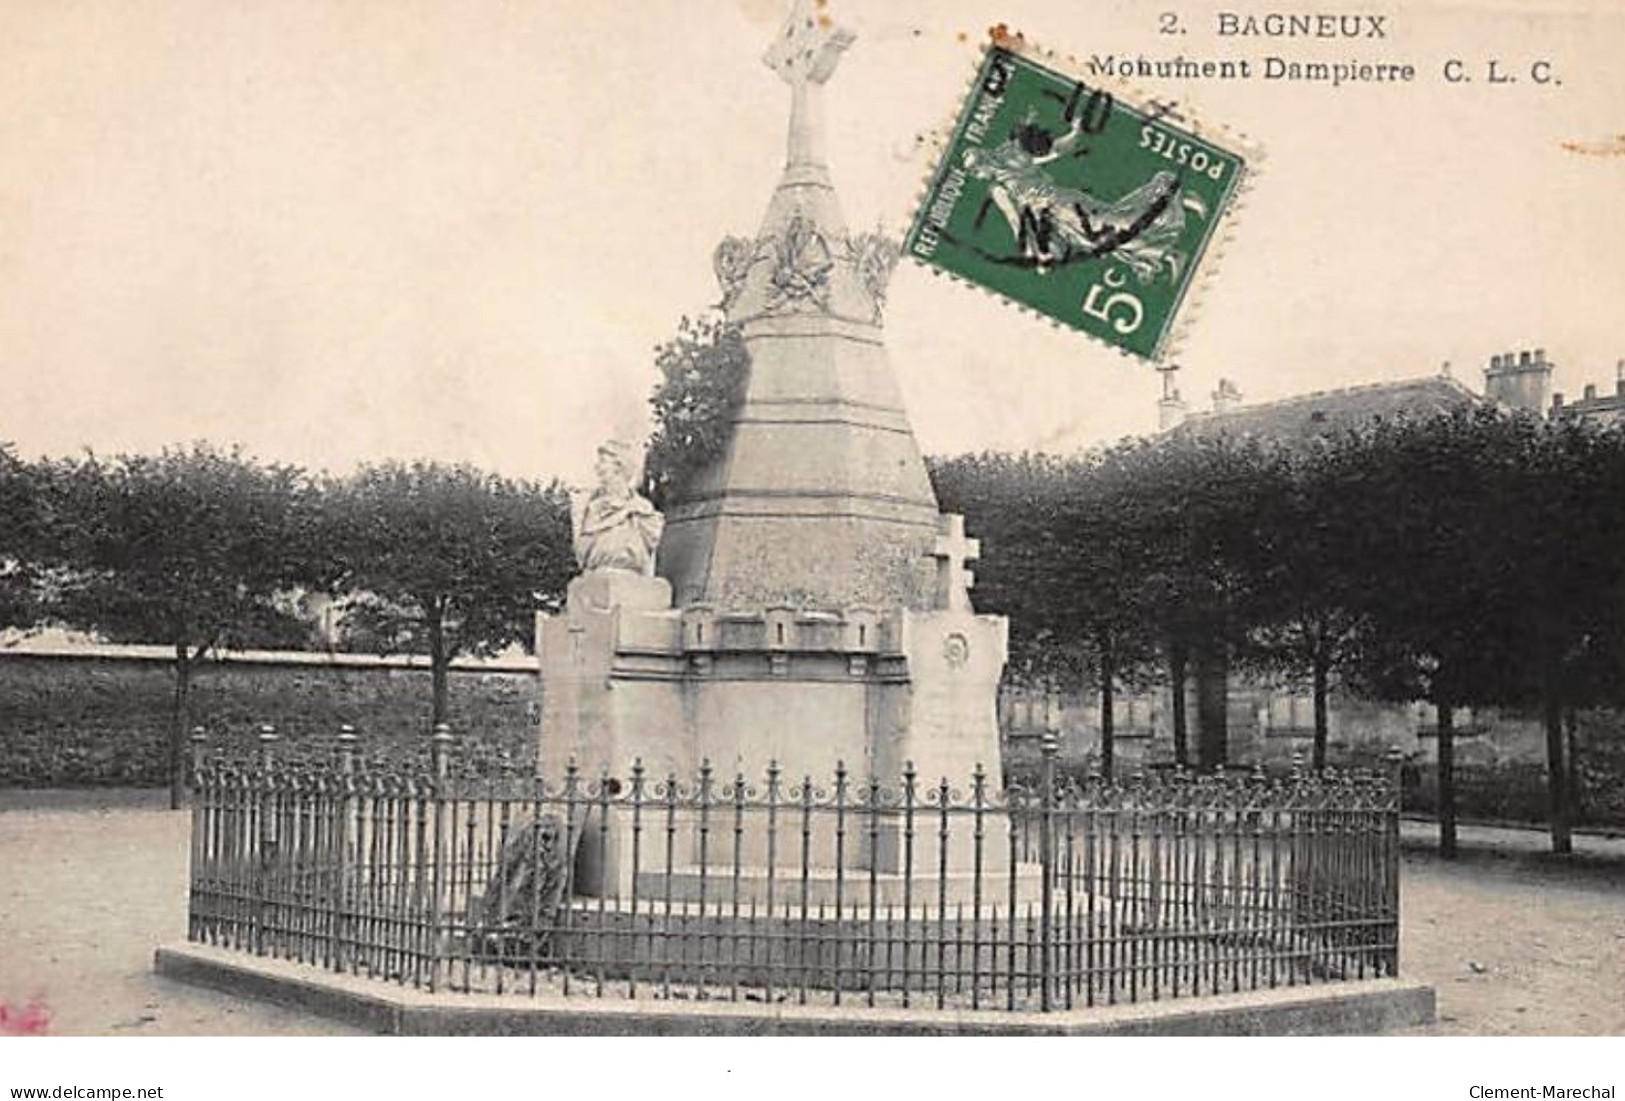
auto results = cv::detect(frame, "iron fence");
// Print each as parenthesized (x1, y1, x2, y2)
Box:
(186, 728, 1400, 1013)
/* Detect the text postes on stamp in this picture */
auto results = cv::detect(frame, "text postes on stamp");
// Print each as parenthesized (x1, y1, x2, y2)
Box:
(906, 43, 1251, 361)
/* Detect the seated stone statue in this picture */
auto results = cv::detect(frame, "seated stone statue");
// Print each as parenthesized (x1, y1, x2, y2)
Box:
(571, 440, 664, 576)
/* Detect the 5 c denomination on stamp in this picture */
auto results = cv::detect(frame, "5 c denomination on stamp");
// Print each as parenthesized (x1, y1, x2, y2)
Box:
(906, 36, 1256, 361)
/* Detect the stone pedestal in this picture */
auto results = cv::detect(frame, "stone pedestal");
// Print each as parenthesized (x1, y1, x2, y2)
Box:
(537, 570, 1011, 899)
(564, 571, 672, 615)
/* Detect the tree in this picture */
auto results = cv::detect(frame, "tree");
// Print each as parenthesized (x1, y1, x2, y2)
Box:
(1063, 446, 1175, 776)
(0, 444, 46, 632)
(319, 462, 573, 729)
(1492, 416, 1625, 853)
(642, 314, 749, 510)
(49, 446, 317, 807)
(932, 450, 1159, 777)
(1345, 408, 1537, 857)
(1100, 433, 1276, 770)
(932, 451, 1079, 682)
(1236, 434, 1378, 771)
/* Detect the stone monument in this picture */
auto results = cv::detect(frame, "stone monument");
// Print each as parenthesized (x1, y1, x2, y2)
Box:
(537, 0, 1011, 898)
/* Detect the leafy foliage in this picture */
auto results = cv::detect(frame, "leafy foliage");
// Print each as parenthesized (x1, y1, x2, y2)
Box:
(934, 407, 1625, 837)
(931, 451, 1098, 686)
(48, 446, 316, 651)
(42, 445, 318, 804)
(642, 314, 749, 509)
(1098, 433, 1280, 768)
(0, 443, 46, 631)
(1341, 409, 1625, 852)
(317, 461, 573, 726)
(1235, 436, 1378, 768)
(934, 433, 1280, 773)
(933, 449, 1162, 775)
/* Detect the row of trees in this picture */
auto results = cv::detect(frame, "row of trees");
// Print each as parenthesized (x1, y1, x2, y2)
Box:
(0, 446, 574, 806)
(0, 313, 739, 806)
(6, 356, 1624, 853)
(933, 407, 1625, 856)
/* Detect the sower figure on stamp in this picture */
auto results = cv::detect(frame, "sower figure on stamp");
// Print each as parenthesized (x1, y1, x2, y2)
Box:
(570, 439, 664, 577)
(961, 109, 1207, 282)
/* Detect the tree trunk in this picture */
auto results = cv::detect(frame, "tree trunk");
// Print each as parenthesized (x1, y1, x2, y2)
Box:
(1194, 642, 1228, 772)
(170, 644, 191, 811)
(1543, 668, 1573, 855)
(1565, 707, 1581, 827)
(1311, 650, 1330, 772)
(1169, 644, 1188, 768)
(1098, 641, 1115, 780)
(1436, 700, 1457, 859)
(428, 614, 449, 730)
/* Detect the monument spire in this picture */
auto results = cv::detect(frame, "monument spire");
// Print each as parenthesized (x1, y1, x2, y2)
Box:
(655, 1, 943, 612)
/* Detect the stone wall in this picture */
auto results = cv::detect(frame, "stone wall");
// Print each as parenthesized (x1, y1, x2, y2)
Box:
(1001, 679, 1623, 771)
(0, 648, 538, 787)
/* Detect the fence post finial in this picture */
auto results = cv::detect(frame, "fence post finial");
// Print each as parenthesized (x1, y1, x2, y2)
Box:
(257, 724, 278, 771)
(1385, 746, 1405, 806)
(431, 723, 453, 780)
(337, 724, 358, 775)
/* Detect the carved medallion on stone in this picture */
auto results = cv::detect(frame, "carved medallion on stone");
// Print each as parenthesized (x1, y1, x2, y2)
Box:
(764, 214, 834, 314)
(943, 632, 970, 669)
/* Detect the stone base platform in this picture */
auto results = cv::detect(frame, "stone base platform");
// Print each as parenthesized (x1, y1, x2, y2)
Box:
(641, 863, 1045, 907)
(154, 943, 1436, 1036)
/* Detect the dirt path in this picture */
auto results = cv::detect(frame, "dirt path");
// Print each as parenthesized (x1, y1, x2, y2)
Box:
(1397, 822, 1625, 1035)
(0, 790, 365, 1036)
(2, 792, 1620, 1035)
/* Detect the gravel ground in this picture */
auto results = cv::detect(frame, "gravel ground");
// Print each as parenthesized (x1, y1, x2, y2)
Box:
(1397, 820, 1625, 1036)
(1, 791, 1620, 1036)
(0, 789, 365, 1036)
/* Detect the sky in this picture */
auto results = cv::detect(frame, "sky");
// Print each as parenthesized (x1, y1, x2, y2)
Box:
(1, 0, 1622, 486)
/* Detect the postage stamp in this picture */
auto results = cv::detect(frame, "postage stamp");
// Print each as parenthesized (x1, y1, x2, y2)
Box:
(905, 37, 1254, 361)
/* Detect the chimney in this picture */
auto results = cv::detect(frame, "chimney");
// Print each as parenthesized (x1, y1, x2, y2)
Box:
(1483, 346, 1553, 414)
(1157, 366, 1188, 430)
(1158, 387, 1188, 431)
(1616, 359, 1624, 398)
(1583, 384, 1598, 402)
(1212, 378, 1243, 415)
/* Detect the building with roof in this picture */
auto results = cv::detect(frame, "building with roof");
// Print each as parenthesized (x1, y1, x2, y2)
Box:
(1552, 361, 1625, 427)
(1165, 372, 1482, 441)
(1159, 347, 1623, 437)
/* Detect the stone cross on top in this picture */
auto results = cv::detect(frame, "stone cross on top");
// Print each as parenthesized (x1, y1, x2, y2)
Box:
(932, 514, 980, 613)
(763, 0, 854, 169)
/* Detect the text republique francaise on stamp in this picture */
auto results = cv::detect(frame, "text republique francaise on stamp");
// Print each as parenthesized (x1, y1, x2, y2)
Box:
(906, 36, 1256, 361)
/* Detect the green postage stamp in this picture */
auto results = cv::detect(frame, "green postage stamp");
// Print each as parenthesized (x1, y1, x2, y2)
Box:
(906, 38, 1254, 361)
